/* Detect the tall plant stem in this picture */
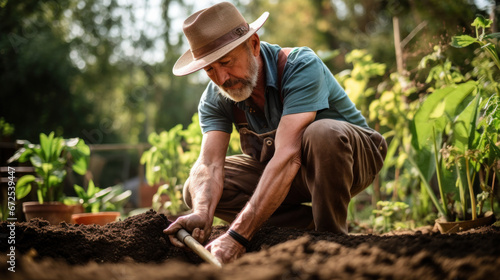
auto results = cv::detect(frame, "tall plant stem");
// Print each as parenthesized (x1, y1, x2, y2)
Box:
(465, 158, 477, 220)
(407, 156, 447, 218)
(492, 171, 496, 213)
(432, 127, 449, 218)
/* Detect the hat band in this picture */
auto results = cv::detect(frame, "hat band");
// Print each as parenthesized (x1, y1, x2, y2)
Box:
(191, 23, 250, 60)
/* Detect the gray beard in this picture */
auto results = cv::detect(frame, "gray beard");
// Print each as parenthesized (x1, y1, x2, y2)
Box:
(218, 54, 259, 103)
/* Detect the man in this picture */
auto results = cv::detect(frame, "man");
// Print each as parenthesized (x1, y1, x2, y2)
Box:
(164, 2, 387, 264)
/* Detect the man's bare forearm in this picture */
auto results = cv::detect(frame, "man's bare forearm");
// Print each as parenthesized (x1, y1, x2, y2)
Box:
(230, 148, 301, 239)
(188, 160, 225, 219)
(228, 112, 315, 241)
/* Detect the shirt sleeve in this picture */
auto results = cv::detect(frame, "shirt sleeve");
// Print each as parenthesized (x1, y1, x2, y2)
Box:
(198, 83, 234, 134)
(281, 48, 332, 116)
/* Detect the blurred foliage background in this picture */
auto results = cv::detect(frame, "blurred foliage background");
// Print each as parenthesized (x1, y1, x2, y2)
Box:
(2, 0, 500, 228)
(1, 0, 491, 143)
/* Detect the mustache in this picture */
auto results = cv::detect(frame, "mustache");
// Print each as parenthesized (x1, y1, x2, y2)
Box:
(222, 78, 250, 88)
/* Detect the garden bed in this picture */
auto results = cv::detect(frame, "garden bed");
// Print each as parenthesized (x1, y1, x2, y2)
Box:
(0, 210, 499, 280)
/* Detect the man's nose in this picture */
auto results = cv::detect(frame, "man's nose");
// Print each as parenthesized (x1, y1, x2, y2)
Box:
(213, 67, 230, 86)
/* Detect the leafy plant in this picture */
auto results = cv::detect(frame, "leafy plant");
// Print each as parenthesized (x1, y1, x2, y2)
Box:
(0, 117, 14, 139)
(140, 124, 187, 215)
(409, 81, 478, 220)
(408, 15, 500, 222)
(72, 180, 132, 213)
(451, 15, 500, 72)
(141, 113, 241, 216)
(372, 200, 410, 233)
(7, 132, 90, 203)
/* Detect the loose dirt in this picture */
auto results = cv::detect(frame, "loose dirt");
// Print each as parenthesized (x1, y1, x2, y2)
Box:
(1, 210, 499, 280)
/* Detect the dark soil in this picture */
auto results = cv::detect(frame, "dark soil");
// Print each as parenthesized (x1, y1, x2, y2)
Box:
(1, 209, 499, 280)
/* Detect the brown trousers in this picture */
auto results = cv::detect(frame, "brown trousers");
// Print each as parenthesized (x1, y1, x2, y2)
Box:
(184, 119, 387, 234)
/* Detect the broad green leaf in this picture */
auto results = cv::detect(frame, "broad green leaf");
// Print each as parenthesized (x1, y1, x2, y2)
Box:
(41, 163, 54, 174)
(37, 187, 44, 203)
(88, 180, 96, 196)
(110, 190, 132, 204)
(411, 81, 477, 150)
(77, 140, 90, 155)
(95, 187, 113, 200)
(471, 16, 492, 28)
(30, 154, 43, 168)
(485, 32, 500, 39)
(48, 174, 63, 187)
(71, 156, 88, 175)
(39, 132, 51, 162)
(8, 147, 28, 163)
(65, 137, 79, 147)
(450, 35, 477, 48)
(15, 175, 35, 199)
(91, 203, 100, 213)
(429, 100, 446, 119)
(452, 94, 480, 152)
(487, 137, 500, 163)
(74, 184, 88, 200)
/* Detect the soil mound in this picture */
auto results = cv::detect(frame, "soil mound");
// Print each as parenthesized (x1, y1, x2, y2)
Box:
(1, 210, 500, 280)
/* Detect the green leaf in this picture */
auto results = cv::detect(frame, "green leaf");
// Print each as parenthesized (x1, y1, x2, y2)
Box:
(15, 175, 36, 199)
(452, 94, 480, 152)
(30, 155, 43, 168)
(471, 16, 492, 29)
(74, 184, 88, 200)
(110, 190, 131, 204)
(411, 81, 477, 150)
(48, 174, 63, 188)
(41, 163, 54, 174)
(71, 157, 88, 175)
(91, 203, 100, 213)
(88, 180, 96, 196)
(7, 147, 27, 163)
(451, 35, 477, 48)
(485, 32, 500, 39)
(65, 137, 79, 147)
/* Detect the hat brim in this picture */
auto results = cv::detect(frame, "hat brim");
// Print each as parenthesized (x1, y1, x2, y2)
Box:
(173, 11, 269, 76)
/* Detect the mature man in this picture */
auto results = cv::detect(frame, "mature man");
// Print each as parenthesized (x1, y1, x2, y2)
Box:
(164, 2, 387, 263)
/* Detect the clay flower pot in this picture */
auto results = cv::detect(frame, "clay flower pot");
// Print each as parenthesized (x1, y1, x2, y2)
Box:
(23, 202, 74, 224)
(71, 212, 121, 225)
(434, 211, 496, 234)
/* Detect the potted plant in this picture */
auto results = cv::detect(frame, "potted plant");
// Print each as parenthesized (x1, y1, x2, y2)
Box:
(71, 180, 131, 225)
(140, 124, 192, 217)
(435, 94, 499, 233)
(408, 16, 499, 233)
(7, 132, 90, 224)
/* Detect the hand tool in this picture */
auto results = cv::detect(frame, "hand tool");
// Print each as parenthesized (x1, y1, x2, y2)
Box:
(176, 228, 222, 268)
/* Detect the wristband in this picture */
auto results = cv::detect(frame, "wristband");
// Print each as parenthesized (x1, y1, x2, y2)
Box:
(227, 229, 250, 248)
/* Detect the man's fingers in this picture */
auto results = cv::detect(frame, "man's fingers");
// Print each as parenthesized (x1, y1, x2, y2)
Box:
(191, 228, 200, 240)
(168, 234, 186, 248)
(163, 222, 181, 235)
(164, 221, 186, 248)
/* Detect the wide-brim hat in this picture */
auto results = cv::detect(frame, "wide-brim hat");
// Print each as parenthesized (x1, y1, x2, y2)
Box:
(173, 2, 269, 76)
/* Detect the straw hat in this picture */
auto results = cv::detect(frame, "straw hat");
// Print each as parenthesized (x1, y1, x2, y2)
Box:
(173, 2, 269, 76)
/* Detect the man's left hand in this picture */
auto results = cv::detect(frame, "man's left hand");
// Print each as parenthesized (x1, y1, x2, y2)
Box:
(206, 233, 246, 264)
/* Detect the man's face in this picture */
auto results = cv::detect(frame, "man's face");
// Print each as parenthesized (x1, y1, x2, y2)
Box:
(203, 42, 259, 102)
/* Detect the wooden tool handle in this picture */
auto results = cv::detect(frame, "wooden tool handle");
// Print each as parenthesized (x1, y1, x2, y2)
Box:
(176, 229, 222, 268)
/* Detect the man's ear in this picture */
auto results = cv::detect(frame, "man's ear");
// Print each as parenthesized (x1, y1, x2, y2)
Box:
(248, 34, 260, 57)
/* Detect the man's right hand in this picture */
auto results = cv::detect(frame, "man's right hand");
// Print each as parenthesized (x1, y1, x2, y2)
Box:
(163, 211, 212, 247)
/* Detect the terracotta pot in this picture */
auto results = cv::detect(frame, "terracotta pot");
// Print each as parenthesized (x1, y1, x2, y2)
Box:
(71, 204, 85, 215)
(434, 211, 496, 234)
(71, 212, 121, 225)
(23, 202, 74, 224)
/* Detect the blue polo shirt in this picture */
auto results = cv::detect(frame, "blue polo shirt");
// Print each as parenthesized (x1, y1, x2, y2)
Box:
(198, 42, 370, 134)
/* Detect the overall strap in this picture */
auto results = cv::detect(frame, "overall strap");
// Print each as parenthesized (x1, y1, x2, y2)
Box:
(277, 47, 293, 100)
(233, 47, 293, 124)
